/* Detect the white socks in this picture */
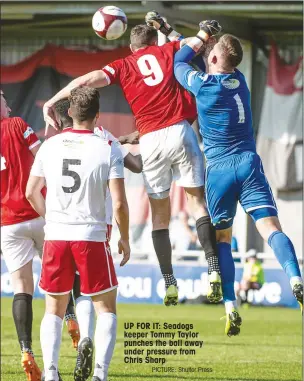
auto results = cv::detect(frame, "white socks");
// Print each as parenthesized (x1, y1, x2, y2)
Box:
(225, 301, 238, 314)
(40, 309, 116, 380)
(75, 296, 95, 343)
(40, 313, 63, 380)
(93, 313, 117, 381)
(290, 276, 303, 288)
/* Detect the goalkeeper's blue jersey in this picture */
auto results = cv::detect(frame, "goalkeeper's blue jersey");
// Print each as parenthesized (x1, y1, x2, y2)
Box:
(173, 46, 277, 230)
(174, 54, 256, 163)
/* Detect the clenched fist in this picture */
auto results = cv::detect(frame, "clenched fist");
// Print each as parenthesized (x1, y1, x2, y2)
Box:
(199, 20, 222, 37)
(145, 10, 173, 36)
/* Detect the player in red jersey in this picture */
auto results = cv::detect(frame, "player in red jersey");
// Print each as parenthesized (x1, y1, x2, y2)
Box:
(0, 90, 42, 381)
(43, 24, 223, 306)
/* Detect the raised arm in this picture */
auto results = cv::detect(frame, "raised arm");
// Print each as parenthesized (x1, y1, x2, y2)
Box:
(174, 20, 221, 94)
(145, 11, 208, 73)
(175, 20, 222, 65)
(145, 11, 206, 55)
(43, 70, 109, 131)
(145, 11, 184, 42)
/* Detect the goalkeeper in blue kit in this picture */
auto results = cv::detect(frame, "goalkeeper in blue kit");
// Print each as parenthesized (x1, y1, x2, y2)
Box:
(170, 20, 303, 336)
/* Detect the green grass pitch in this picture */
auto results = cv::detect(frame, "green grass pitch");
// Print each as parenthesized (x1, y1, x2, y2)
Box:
(1, 298, 302, 381)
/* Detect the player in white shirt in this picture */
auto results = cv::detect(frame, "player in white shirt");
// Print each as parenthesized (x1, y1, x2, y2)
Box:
(52, 98, 142, 381)
(26, 87, 130, 381)
(53, 98, 141, 238)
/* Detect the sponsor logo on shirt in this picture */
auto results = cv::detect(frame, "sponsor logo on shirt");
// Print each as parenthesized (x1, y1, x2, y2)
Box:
(23, 126, 34, 139)
(221, 79, 240, 89)
(63, 139, 84, 148)
(104, 65, 115, 75)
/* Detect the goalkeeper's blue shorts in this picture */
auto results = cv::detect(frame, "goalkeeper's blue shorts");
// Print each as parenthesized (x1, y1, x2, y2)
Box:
(205, 151, 278, 230)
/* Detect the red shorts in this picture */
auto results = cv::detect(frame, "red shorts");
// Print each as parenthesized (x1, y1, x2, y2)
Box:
(39, 240, 118, 296)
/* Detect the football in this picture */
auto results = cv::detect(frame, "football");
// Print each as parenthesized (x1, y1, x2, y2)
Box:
(92, 6, 127, 40)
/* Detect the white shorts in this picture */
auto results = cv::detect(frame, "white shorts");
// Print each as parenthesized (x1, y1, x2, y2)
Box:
(140, 120, 205, 195)
(1, 217, 45, 273)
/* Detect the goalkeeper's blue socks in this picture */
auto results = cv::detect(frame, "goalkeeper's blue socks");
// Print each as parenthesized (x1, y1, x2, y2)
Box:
(217, 243, 237, 313)
(268, 231, 302, 286)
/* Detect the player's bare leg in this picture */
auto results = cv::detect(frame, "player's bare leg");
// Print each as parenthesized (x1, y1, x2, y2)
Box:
(11, 260, 42, 381)
(149, 195, 178, 306)
(90, 289, 117, 381)
(255, 215, 303, 313)
(184, 186, 222, 303)
(216, 228, 242, 336)
(40, 293, 70, 381)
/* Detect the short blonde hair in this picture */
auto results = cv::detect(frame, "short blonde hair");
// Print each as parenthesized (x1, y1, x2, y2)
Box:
(218, 34, 243, 68)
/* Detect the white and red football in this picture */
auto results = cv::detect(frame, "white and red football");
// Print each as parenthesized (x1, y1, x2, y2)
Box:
(92, 6, 127, 40)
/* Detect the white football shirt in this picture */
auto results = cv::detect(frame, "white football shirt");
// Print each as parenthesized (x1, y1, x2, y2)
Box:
(31, 129, 124, 241)
(94, 126, 128, 226)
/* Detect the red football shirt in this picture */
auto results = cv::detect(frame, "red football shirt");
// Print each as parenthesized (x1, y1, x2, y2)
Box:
(102, 41, 197, 136)
(1, 117, 41, 226)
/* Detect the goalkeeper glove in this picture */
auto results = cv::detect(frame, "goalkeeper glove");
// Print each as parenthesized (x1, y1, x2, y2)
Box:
(145, 11, 173, 36)
(197, 20, 222, 41)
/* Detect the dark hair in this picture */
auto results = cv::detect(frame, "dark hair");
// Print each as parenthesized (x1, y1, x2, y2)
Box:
(54, 98, 72, 130)
(218, 34, 243, 68)
(130, 24, 158, 50)
(69, 87, 100, 122)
